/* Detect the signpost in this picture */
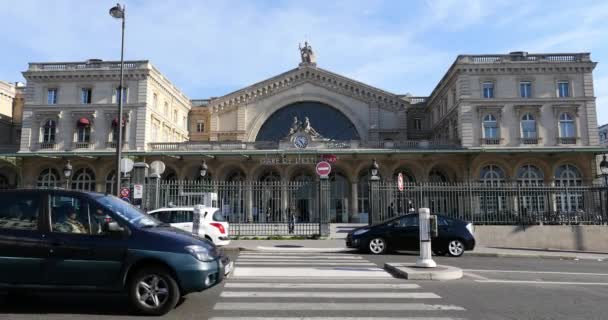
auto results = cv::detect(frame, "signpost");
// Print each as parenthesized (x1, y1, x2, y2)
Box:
(316, 161, 332, 177)
(397, 173, 404, 192)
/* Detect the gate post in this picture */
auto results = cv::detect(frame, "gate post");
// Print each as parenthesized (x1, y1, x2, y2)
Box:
(368, 159, 381, 225)
(148, 173, 161, 210)
(319, 175, 330, 237)
(132, 162, 148, 209)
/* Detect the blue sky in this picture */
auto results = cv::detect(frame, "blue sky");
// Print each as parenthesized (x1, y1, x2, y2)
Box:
(1, 0, 607, 123)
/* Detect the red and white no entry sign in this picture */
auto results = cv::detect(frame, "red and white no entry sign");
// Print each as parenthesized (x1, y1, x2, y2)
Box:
(316, 161, 332, 177)
(397, 173, 404, 191)
(120, 187, 130, 198)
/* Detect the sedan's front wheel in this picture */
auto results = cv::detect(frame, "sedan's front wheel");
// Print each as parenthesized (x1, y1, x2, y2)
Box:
(446, 239, 465, 257)
(368, 237, 388, 254)
(128, 267, 180, 316)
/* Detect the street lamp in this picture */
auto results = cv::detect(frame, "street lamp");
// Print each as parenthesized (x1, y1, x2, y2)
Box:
(200, 160, 208, 178)
(600, 155, 608, 184)
(63, 160, 73, 189)
(109, 3, 126, 197)
(369, 159, 380, 180)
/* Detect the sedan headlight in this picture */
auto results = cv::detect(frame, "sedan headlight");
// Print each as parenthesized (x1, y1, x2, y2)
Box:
(353, 228, 369, 236)
(185, 245, 215, 262)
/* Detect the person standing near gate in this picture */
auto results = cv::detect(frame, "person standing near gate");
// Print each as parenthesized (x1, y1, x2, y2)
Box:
(288, 210, 296, 234)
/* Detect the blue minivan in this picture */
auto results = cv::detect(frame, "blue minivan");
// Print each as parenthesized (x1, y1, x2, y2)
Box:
(0, 189, 228, 316)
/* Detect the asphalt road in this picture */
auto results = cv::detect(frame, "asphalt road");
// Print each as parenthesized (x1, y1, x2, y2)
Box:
(1, 250, 607, 320)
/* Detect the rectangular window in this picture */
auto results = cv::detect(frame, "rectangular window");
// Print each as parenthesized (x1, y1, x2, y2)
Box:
(81, 88, 92, 104)
(196, 121, 204, 133)
(558, 81, 570, 97)
(0, 192, 40, 231)
(520, 81, 531, 98)
(413, 118, 422, 130)
(482, 82, 494, 98)
(173, 110, 178, 122)
(47, 88, 58, 105)
(115, 87, 128, 103)
(153, 93, 158, 109)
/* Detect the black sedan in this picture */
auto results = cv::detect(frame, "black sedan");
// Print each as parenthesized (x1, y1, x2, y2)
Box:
(346, 213, 476, 257)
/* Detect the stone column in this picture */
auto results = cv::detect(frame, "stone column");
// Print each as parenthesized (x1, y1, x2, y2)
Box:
(319, 176, 330, 237)
(246, 180, 254, 222)
(351, 180, 359, 223)
(369, 175, 380, 225)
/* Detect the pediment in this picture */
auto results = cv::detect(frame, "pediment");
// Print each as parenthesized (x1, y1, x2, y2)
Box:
(207, 65, 410, 114)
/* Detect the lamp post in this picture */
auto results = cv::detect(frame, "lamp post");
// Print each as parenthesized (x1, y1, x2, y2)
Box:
(109, 3, 126, 197)
(599, 155, 608, 224)
(368, 159, 380, 225)
(63, 160, 73, 189)
(369, 159, 380, 180)
(200, 160, 208, 178)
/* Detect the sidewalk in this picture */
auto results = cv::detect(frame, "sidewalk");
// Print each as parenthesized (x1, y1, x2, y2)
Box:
(224, 239, 608, 260)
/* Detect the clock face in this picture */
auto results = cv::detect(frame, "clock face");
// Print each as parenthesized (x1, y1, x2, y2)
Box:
(293, 135, 309, 149)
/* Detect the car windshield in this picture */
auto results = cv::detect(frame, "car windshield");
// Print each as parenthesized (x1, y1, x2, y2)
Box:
(97, 195, 161, 228)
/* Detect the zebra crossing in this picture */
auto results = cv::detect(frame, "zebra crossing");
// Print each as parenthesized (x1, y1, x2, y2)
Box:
(209, 251, 468, 320)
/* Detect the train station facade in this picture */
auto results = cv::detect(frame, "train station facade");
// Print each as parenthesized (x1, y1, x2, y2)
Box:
(1, 48, 605, 225)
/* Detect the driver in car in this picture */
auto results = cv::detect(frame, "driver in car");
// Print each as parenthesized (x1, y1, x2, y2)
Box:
(63, 207, 88, 234)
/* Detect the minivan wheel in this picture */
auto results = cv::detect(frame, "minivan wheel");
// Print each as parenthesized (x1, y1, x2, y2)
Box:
(446, 239, 465, 257)
(368, 237, 387, 254)
(128, 267, 180, 316)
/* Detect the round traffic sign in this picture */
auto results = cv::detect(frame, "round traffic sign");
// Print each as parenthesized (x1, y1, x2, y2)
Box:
(150, 160, 166, 175)
(120, 187, 130, 198)
(316, 161, 332, 177)
(120, 158, 134, 173)
(397, 173, 404, 191)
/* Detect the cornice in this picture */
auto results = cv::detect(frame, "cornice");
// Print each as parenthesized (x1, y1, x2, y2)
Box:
(207, 66, 408, 114)
(22, 71, 149, 81)
(457, 63, 595, 74)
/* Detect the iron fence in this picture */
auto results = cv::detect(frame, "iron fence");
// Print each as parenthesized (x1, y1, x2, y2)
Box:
(376, 182, 608, 225)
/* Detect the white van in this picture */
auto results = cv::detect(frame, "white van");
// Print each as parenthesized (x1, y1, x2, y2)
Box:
(148, 206, 230, 246)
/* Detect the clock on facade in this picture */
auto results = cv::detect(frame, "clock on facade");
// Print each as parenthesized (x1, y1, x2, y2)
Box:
(293, 134, 309, 149)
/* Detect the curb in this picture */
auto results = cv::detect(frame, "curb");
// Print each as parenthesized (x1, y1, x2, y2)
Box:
(385, 263, 463, 280)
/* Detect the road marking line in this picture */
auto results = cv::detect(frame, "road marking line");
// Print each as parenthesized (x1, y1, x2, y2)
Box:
(236, 262, 376, 266)
(213, 302, 466, 311)
(237, 258, 366, 262)
(224, 283, 421, 289)
(220, 291, 441, 299)
(475, 280, 608, 286)
(238, 255, 364, 259)
(464, 269, 608, 276)
(463, 272, 490, 281)
(210, 317, 467, 320)
(233, 267, 392, 278)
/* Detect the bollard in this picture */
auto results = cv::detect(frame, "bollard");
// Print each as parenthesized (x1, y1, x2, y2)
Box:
(416, 208, 437, 268)
(193, 204, 203, 237)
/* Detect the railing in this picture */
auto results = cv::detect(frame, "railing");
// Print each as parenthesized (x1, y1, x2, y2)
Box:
(148, 140, 463, 151)
(558, 137, 578, 145)
(375, 182, 607, 225)
(521, 137, 539, 145)
(36, 142, 58, 151)
(481, 138, 501, 145)
(73, 142, 91, 150)
(461, 53, 590, 64)
(28, 61, 148, 71)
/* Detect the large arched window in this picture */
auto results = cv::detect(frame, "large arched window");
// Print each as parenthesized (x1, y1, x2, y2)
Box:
(429, 169, 448, 183)
(37, 168, 60, 188)
(554, 164, 583, 213)
(559, 113, 575, 138)
(483, 114, 498, 139)
(42, 120, 57, 143)
(480, 165, 505, 185)
(517, 164, 543, 186)
(226, 169, 246, 182)
(521, 113, 537, 139)
(71, 168, 96, 191)
(255, 101, 360, 141)
(105, 171, 116, 195)
(259, 169, 281, 182)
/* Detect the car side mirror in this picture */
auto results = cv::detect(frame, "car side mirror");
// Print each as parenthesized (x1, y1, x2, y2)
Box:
(105, 221, 125, 234)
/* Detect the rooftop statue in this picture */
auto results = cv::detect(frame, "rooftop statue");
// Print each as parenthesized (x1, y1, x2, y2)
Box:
(299, 41, 316, 66)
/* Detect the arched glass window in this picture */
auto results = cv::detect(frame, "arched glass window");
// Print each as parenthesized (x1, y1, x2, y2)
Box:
(226, 170, 246, 182)
(162, 168, 177, 181)
(429, 169, 448, 183)
(480, 165, 505, 185)
(521, 113, 537, 138)
(559, 113, 575, 138)
(517, 164, 543, 186)
(76, 118, 91, 143)
(0, 174, 9, 189)
(554, 164, 583, 213)
(71, 168, 96, 191)
(105, 171, 116, 195)
(42, 120, 57, 143)
(259, 169, 281, 182)
(555, 164, 582, 187)
(37, 168, 60, 188)
(483, 114, 498, 139)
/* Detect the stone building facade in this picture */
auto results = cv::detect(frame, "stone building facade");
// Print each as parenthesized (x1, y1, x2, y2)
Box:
(0, 50, 604, 222)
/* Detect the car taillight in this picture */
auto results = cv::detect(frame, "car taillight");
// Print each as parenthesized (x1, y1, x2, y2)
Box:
(210, 222, 226, 234)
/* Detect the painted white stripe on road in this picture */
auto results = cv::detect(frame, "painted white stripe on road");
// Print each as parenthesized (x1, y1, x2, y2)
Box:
(237, 259, 366, 262)
(210, 317, 467, 320)
(465, 269, 608, 277)
(236, 262, 376, 266)
(221, 291, 440, 299)
(476, 279, 608, 286)
(214, 302, 466, 311)
(238, 255, 364, 259)
(463, 272, 490, 281)
(224, 282, 421, 289)
(233, 267, 391, 278)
